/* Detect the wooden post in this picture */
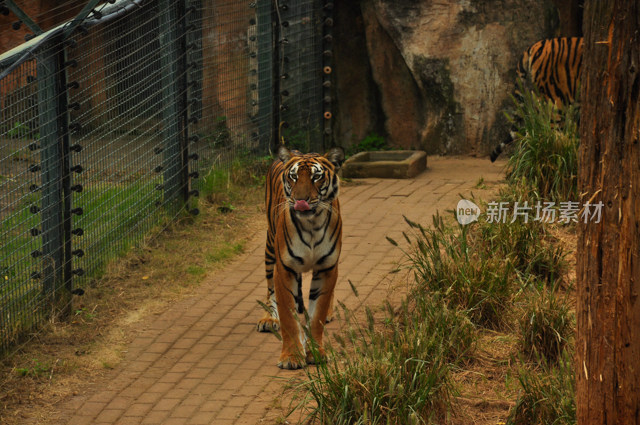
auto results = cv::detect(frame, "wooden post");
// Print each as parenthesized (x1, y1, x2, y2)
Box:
(577, 1, 640, 423)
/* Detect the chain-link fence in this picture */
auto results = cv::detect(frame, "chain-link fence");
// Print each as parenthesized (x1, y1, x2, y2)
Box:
(0, 0, 333, 353)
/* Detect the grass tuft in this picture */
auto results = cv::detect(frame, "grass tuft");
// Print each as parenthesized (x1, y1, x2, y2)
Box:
(518, 284, 574, 365)
(200, 154, 271, 204)
(402, 213, 514, 329)
(505, 83, 580, 202)
(297, 293, 475, 424)
(507, 350, 575, 425)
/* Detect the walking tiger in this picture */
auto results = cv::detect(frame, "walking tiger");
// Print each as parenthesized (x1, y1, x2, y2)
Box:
(257, 145, 345, 370)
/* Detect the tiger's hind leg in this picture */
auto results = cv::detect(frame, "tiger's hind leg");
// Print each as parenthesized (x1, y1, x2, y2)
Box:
(257, 232, 279, 332)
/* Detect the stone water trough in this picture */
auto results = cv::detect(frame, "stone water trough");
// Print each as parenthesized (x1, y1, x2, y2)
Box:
(342, 150, 427, 179)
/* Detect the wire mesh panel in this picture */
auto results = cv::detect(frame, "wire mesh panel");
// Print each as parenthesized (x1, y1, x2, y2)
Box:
(0, 0, 328, 353)
(276, 0, 326, 153)
(0, 59, 44, 348)
(187, 0, 270, 183)
(66, 1, 178, 288)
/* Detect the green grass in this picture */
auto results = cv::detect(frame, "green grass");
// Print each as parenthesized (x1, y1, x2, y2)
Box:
(186, 265, 206, 277)
(499, 84, 577, 425)
(389, 198, 566, 329)
(205, 241, 245, 264)
(14, 358, 52, 378)
(0, 179, 163, 290)
(518, 284, 574, 365)
(478, 190, 567, 286)
(297, 293, 476, 424)
(505, 83, 580, 202)
(0, 193, 52, 342)
(0, 179, 164, 350)
(346, 133, 389, 156)
(507, 350, 575, 425)
(199, 153, 271, 202)
(0, 196, 41, 283)
(396, 213, 515, 329)
(73, 179, 167, 278)
(1, 151, 272, 351)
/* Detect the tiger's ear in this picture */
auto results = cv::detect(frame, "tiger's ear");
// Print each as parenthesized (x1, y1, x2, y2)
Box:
(324, 146, 345, 171)
(277, 144, 292, 163)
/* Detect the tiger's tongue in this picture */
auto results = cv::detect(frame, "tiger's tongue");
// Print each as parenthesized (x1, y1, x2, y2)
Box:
(294, 200, 311, 211)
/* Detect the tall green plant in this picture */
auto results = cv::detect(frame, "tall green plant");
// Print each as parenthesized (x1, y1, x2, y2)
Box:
(507, 350, 576, 425)
(297, 294, 475, 425)
(478, 184, 567, 286)
(398, 214, 514, 329)
(518, 284, 574, 364)
(505, 82, 580, 202)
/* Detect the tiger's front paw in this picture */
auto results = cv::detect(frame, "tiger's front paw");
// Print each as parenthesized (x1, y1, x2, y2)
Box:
(306, 347, 326, 365)
(257, 317, 280, 332)
(277, 352, 306, 370)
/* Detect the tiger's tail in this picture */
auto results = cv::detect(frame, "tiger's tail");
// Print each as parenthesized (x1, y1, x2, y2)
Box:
(489, 142, 505, 162)
(490, 131, 517, 162)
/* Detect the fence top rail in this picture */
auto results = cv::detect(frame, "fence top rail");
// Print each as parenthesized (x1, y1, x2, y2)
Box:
(0, 0, 143, 73)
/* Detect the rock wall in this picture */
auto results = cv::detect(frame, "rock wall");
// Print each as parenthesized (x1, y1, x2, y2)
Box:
(334, 0, 560, 155)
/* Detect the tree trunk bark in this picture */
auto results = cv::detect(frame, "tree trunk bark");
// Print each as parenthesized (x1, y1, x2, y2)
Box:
(577, 1, 640, 424)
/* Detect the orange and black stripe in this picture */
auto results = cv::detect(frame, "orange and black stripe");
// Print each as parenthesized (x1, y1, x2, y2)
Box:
(491, 37, 584, 162)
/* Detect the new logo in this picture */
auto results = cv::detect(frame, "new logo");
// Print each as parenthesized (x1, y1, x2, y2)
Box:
(456, 199, 481, 225)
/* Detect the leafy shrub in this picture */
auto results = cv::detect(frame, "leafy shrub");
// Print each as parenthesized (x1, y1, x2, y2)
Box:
(347, 133, 389, 156)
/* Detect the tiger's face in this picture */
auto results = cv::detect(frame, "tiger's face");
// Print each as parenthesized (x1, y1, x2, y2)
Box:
(278, 146, 344, 216)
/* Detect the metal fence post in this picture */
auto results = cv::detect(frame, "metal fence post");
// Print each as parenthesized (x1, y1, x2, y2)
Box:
(273, 1, 324, 153)
(36, 37, 71, 313)
(158, 0, 188, 211)
(256, 0, 275, 153)
(322, 0, 334, 148)
(186, 0, 203, 122)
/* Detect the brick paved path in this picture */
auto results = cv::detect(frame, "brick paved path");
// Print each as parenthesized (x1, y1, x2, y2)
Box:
(57, 157, 503, 425)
